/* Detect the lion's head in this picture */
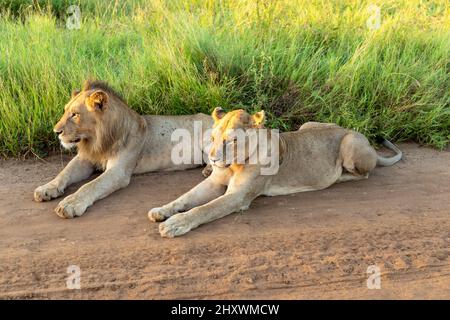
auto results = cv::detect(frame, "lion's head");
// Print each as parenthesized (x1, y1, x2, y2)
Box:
(54, 80, 141, 160)
(208, 108, 265, 168)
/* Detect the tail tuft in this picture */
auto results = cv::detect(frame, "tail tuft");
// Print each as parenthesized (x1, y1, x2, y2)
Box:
(376, 139, 402, 166)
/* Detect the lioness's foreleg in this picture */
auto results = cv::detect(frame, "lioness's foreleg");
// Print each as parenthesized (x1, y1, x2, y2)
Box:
(159, 191, 253, 238)
(34, 156, 94, 202)
(148, 177, 226, 222)
(158, 172, 265, 237)
(54, 155, 137, 218)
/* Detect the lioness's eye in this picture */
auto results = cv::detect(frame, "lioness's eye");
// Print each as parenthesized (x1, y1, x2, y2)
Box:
(71, 113, 78, 118)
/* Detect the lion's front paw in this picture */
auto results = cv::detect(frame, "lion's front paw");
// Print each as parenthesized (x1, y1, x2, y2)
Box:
(55, 194, 87, 219)
(148, 207, 172, 222)
(159, 214, 192, 238)
(201, 164, 213, 177)
(34, 183, 64, 202)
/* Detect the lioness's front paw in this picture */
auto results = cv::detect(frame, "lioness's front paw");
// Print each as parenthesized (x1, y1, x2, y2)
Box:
(34, 184, 64, 202)
(55, 194, 87, 219)
(148, 207, 171, 222)
(159, 214, 192, 238)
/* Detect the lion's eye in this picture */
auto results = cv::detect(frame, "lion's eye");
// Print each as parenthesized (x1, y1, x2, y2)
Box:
(70, 113, 78, 118)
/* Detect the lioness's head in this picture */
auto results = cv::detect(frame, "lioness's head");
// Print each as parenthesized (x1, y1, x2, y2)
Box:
(208, 108, 265, 168)
(54, 80, 124, 152)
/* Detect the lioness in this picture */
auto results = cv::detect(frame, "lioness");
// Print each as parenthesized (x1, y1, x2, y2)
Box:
(148, 108, 402, 238)
(34, 80, 213, 218)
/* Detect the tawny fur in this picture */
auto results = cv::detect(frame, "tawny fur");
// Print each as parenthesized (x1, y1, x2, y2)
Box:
(34, 80, 213, 218)
(149, 109, 402, 238)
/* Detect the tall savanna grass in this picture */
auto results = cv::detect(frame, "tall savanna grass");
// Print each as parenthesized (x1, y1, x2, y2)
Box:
(0, 0, 449, 157)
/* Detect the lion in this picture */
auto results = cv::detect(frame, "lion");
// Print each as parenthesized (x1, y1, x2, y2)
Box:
(34, 80, 213, 218)
(148, 108, 402, 238)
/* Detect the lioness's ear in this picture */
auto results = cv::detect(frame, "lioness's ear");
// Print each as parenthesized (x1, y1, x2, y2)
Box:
(71, 89, 80, 98)
(212, 107, 226, 123)
(86, 90, 108, 112)
(252, 110, 265, 127)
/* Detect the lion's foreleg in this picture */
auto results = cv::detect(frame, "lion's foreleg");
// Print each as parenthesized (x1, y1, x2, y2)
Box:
(148, 177, 226, 222)
(54, 167, 132, 218)
(201, 164, 213, 177)
(54, 151, 140, 219)
(34, 156, 94, 202)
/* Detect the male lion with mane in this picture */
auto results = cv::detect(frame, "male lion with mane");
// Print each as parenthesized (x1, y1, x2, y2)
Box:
(148, 108, 402, 238)
(34, 80, 213, 218)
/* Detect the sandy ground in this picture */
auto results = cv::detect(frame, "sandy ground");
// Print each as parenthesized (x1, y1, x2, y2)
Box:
(0, 143, 449, 299)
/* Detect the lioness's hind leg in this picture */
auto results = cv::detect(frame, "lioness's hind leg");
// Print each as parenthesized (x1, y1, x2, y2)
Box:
(298, 122, 337, 131)
(337, 173, 369, 183)
(339, 132, 377, 176)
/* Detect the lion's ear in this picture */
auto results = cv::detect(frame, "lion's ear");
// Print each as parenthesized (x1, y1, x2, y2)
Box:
(252, 110, 265, 127)
(86, 90, 108, 112)
(71, 89, 80, 98)
(212, 107, 226, 123)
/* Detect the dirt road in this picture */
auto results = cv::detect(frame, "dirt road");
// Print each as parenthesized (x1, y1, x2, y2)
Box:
(0, 143, 449, 299)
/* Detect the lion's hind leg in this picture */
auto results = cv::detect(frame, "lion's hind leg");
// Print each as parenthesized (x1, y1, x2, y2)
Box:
(338, 132, 377, 181)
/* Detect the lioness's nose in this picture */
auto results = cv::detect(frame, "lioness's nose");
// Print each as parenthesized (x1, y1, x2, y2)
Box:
(210, 157, 219, 163)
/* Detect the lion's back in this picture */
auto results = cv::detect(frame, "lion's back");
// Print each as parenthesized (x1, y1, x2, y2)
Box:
(132, 114, 213, 173)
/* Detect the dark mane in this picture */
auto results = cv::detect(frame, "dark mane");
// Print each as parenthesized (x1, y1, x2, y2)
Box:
(82, 80, 126, 103)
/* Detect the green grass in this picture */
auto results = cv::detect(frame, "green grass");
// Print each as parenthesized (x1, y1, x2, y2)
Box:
(0, 0, 449, 157)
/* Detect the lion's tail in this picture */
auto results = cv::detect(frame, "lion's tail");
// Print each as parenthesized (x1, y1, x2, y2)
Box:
(376, 139, 402, 167)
